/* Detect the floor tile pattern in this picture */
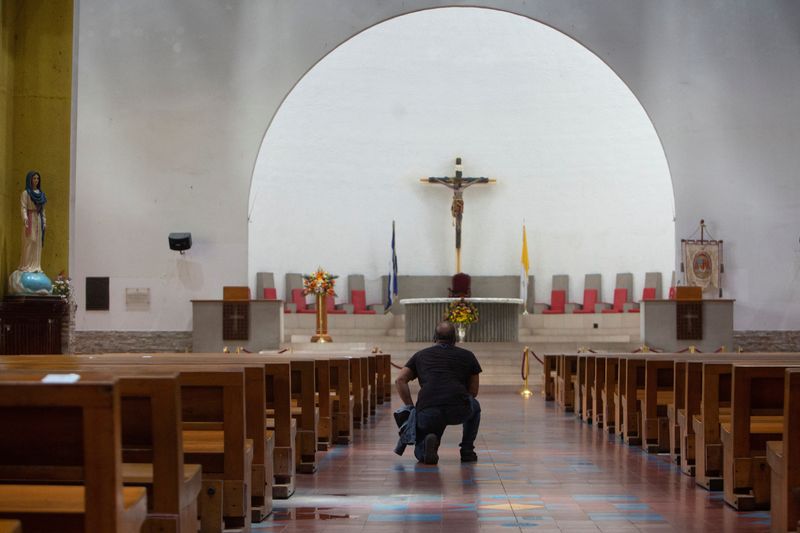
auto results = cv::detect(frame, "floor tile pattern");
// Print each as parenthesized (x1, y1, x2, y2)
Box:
(254, 389, 769, 532)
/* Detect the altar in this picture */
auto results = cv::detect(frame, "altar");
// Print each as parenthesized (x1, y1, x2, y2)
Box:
(400, 297, 523, 342)
(641, 299, 734, 352)
(192, 299, 284, 352)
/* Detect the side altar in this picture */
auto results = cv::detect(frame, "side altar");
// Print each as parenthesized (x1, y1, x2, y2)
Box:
(192, 299, 284, 352)
(641, 298, 734, 353)
(401, 297, 522, 342)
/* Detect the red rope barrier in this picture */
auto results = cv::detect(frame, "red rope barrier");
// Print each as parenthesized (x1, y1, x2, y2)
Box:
(521, 349, 528, 381)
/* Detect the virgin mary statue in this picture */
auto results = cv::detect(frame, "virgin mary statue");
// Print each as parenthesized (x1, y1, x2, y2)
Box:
(8, 171, 52, 294)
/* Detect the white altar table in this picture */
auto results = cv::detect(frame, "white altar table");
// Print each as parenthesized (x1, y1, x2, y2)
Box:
(400, 297, 523, 342)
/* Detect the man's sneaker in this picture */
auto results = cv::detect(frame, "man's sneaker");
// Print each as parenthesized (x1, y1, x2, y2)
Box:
(423, 433, 439, 465)
(460, 450, 478, 463)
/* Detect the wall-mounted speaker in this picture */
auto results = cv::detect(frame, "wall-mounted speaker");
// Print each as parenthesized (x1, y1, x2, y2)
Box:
(168, 232, 192, 252)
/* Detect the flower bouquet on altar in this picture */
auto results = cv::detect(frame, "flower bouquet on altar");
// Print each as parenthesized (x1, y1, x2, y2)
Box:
(445, 298, 478, 342)
(302, 268, 337, 296)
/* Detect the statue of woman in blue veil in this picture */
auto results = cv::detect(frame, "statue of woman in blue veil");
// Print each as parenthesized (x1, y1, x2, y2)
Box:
(8, 170, 52, 294)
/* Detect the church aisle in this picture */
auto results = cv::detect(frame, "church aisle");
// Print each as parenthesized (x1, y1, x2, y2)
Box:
(256, 388, 770, 532)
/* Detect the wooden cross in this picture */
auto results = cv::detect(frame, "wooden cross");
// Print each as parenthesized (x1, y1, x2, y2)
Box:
(420, 157, 495, 273)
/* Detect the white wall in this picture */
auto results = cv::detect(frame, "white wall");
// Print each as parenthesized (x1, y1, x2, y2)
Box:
(248, 8, 675, 305)
(72, 1, 800, 331)
(73, 1, 277, 330)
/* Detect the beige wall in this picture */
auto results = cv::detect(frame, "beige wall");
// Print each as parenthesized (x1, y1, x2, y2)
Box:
(0, 0, 72, 297)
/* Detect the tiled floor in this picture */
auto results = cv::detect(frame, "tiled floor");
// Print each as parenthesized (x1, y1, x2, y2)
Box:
(255, 388, 770, 532)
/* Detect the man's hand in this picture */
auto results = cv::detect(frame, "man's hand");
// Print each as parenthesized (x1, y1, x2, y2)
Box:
(468, 373, 479, 398)
(395, 366, 415, 406)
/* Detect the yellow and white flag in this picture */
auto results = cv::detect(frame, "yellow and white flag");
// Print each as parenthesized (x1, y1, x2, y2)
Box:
(520, 224, 530, 306)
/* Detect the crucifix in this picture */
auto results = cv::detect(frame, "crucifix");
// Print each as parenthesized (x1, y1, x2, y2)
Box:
(420, 157, 496, 273)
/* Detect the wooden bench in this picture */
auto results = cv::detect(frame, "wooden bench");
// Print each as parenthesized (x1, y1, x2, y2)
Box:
(767, 368, 800, 533)
(0, 358, 254, 531)
(689, 356, 800, 491)
(617, 355, 645, 445)
(88, 353, 289, 505)
(602, 355, 619, 434)
(721, 364, 800, 510)
(0, 520, 20, 533)
(542, 353, 558, 401)
(62, 353, 291, 503)
(641, 359, 675, 453)
(115, 373, 202, 533)
(0, 373, 148, 533)
(576, 353, 593, 423)
(590, 355, 606, 429)
(557, 354, 578, 411)
(262, 352, 356, 447)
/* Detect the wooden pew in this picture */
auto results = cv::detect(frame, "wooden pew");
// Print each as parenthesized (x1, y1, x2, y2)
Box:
(262, 352, 355, 446)
(542, 353, 558, 401)
(580, 353, 596, 424)
(0, 373, 148, 533)
(767, 368, 800, 533)
(557, 354, 578, 411)
(690, 356, 800, 491)
(66, 353, 292, 502)
(721, 363, 799, 511)
(0, 358, 254, 531)
(115, 373, 202, 533)
(0, 520, 20, 533)
(616, 354, 645, 445)
(376, 352, 392, 403)
(574, 354, 586, 419)
(590, 355, 606, 429)
(90, 354, 291, 503)
(641, 358, 675, 453)
(602, 355, 619, 434)
(667, 358, 687, 465)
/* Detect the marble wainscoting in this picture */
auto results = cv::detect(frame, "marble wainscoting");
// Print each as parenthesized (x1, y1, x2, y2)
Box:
(734, 330, 800, 352)
(72, 331, 192, 354)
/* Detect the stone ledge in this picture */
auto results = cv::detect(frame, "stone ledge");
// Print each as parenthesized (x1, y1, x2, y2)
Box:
(73, 331, 192, 354)
(733, 330, 800, 352)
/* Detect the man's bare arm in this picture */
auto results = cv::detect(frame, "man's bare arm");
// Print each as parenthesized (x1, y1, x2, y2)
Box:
(468, 373, 480, 398)
(395, 366, 416, 406)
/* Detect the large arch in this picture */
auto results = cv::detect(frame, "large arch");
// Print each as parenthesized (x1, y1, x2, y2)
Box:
(248, 7, 675, 302)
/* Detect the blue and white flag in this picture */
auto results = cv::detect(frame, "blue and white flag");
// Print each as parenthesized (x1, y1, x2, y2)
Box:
(386, 221, 399, 310)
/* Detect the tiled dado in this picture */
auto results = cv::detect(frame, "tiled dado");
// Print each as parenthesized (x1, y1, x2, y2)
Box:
(256, 388, 769, 532)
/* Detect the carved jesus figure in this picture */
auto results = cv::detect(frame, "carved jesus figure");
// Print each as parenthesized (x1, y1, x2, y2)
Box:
(422, 157, 494, 272)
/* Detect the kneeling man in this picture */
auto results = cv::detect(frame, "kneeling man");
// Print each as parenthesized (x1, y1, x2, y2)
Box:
(395, 321, 482, 464)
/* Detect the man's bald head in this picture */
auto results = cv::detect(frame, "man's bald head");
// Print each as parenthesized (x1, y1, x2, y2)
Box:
(434, 321, 456, 345)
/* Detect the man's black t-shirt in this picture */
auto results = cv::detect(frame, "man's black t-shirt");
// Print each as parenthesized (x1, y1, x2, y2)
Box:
(404, 344, 482, 412)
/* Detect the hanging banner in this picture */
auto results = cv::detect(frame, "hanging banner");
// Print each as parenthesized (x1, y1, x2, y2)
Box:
(683, 241, 721, 289)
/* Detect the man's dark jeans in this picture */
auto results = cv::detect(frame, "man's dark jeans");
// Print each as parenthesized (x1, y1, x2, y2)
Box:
(414, 397, 481, 462)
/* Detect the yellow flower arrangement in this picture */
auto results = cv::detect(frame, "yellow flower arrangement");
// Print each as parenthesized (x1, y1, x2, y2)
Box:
(302, 267, 338, 297)
(445, 298, 479, 325)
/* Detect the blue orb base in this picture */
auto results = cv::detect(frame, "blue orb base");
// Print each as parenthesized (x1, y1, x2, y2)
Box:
(8, 270, 53, 295)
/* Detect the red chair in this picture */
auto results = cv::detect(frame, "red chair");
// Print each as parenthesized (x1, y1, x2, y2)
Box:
(602, 288, 628, 314)
(449, 273, 471, 298)
(573, 289, 599, 314)
(668, 286, 676, 300)
(542, 290, 566, 314)
(351, 290, 377, 315)
(291, 288, 315, 314)
(627, 287, 657, 313)
(325, 294, 346, 314)
(263, 288, 277, 300)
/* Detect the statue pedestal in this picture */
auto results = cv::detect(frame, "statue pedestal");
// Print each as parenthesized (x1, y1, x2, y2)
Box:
(0, 295, 66, 354)
(8, 270, 52, 295)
